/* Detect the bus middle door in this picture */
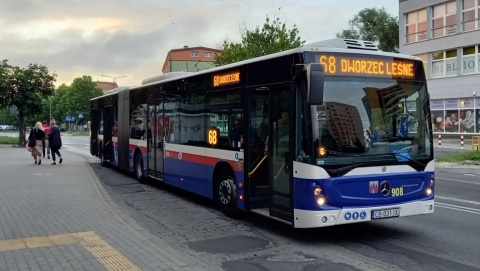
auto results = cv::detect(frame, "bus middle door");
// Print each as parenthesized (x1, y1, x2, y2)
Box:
(103, 106, 114, 162)
(148, 100, 165, 177)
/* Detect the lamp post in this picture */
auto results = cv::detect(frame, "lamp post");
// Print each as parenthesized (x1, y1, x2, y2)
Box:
(100, 74, 127, 89)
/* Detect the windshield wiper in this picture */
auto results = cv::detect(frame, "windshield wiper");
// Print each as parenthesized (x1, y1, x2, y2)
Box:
(359, 152, 426, 167)
(390, 152, 425, 167)
(327, 150, 360, 156)
(386, 136, 414, 142)
(326, 162, 367, 175)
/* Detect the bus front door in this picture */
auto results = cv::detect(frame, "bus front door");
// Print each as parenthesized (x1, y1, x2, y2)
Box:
(269, 85, 293, 222)
(248, 85, 293, 223)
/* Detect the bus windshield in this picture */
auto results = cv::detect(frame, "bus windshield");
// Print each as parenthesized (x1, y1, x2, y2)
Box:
(311, 76, 433, 172)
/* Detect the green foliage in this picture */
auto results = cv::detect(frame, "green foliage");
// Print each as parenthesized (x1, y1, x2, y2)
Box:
(0, 107, 18, 125)
(436, 151, 480, 163)
(215, 16, 305, 66)
(0, 135, 19, 145)
(68, 131, 90, 136)
(336, 7, 399, 53)
(48, 77, 103, 124)
(0, 60, 57, 146)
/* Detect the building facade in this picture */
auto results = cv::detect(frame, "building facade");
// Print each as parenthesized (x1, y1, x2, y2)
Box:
(95, 81, 118, 92)
(399, 0, 480, 134)
(162, 46, 222, 73)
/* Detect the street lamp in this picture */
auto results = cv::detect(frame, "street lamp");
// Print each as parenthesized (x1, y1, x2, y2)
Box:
(100, 74, 128, 89)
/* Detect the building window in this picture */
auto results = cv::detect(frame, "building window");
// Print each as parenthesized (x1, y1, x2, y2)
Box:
(432, 49, 458, 78)
(191, 51, 199, 57)
(204, 52, 212, 58)
(406, 9, 427, 43)
(432, 1, 457, 37)
(462, 45, 480, 74)
(462, 0, 480, 31)
(415, 54, 429, 77)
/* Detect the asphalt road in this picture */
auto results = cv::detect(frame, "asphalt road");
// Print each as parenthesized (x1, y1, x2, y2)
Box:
(15, 133, 480, 271)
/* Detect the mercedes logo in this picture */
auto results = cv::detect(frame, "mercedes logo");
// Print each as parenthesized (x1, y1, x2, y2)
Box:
(382, 167, 386, 172)
(380, 181, 390, 196)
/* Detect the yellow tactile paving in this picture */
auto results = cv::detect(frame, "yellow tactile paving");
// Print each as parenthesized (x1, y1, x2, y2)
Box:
(48, 233, 78, 245)
(73, 231, 142, 271)
(24, 236, 52, 249)
(0, 239, 27, 252)
(0, 231, 142, 271)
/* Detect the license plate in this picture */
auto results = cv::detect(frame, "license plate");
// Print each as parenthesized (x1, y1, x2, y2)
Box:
(372, 208, 400, 219)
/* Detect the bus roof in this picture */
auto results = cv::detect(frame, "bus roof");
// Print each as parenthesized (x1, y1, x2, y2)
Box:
(92, 38, 422, 98)
(137, 38, 420, 88)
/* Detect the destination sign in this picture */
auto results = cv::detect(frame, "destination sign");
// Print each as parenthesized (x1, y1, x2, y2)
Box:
(213, 71, 240, 87)
(208, 127, 219, 145)
(317, 55, 415, 79)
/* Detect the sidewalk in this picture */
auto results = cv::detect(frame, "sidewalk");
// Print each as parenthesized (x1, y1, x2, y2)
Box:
(0, 145, 217, 271)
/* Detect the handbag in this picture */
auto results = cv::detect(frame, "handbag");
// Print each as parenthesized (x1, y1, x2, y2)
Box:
(28, 130, 36, 147)
(26, 144, 33, 152)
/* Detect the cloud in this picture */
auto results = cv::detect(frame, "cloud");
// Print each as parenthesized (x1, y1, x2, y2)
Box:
(0, 0, 398, 87)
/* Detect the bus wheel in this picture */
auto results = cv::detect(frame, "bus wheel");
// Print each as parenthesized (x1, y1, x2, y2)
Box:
(134, 152, 145, 182)
(216, 174, 240, 217)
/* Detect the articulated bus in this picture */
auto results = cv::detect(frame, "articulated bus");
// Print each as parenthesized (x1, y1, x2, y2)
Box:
(90, 38, 434, 228)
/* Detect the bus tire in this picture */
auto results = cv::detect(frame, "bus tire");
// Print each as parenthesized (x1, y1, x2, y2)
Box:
(134, 151, 145, 183)
(215, 173, 240, 218)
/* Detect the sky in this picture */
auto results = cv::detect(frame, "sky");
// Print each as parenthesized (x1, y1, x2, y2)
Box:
(0, 0, 398, 88)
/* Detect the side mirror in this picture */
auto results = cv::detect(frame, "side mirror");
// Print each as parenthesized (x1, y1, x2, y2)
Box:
(307, 63, 325, 105)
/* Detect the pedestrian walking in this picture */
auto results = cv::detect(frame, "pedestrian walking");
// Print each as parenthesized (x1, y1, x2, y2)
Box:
(29, 122, 46, 165)
(42, 120, 51, 159)
(48, 119, 63, 165)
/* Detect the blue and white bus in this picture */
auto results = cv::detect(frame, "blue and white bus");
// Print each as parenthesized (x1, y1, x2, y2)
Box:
(90, 38, 434, 228)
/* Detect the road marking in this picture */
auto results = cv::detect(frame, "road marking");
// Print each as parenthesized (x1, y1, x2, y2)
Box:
(0, 231, 141, 271)
(436, 196, 480, 206)
(436, 177, 480, 186)
(436, 202, 480, 215)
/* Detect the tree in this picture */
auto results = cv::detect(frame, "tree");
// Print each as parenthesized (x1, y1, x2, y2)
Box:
(0, 60, 56, 146)
(66, 76, 103, 124)
(215, 16, 305, 66)
(336, 7, 399, 53)
(49, 76, 103, 128)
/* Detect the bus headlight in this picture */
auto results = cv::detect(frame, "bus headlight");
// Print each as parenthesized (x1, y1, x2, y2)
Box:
(314, 187, 322, 196)
(317, 196, 326, 206)
(430, 179, 434, 187)
(425, 188, 433, 196)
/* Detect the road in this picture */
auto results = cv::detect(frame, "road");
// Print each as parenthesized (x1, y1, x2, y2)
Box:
(22, 134, 480, 270)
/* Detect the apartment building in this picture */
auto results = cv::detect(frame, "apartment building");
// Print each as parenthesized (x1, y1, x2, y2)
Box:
(399, 0, 480, 134)
(162, 46, 222, 73)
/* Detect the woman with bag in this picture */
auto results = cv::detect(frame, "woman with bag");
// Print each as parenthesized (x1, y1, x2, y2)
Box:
(48, 119, 63, 165)
(29, 122, 46, 165)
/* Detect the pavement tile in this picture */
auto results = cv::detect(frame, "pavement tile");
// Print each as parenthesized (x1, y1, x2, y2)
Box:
(0, 145, 216, 271)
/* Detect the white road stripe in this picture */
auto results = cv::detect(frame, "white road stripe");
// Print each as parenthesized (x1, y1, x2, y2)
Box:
(436, 196, 480, 206)
(436, 202, 480, 215)
(436, 177, 480, 186)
